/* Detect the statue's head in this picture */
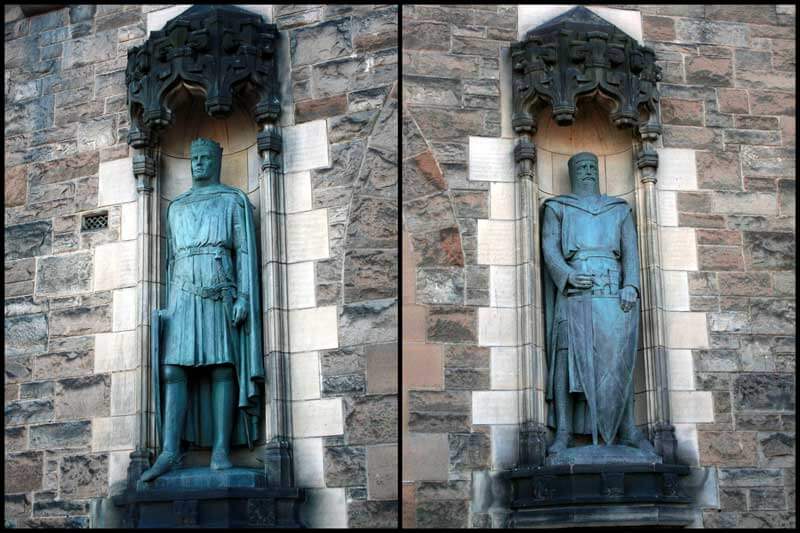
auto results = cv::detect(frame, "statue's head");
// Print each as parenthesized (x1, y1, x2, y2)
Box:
(190, 138, 223, 184)
(568, 152, 600, 195)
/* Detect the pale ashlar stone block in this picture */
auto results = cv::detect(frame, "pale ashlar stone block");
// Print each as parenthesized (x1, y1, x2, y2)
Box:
(94, 240, 138, 291)
(674, 423, 700, 466)
(490, 182, 516, 220)
(160, 155, 192, 201)
(489, 266, 517, 308)
(668, 349, 696, 390)
(94, 331, 138, 373)
(108, 450, 132, 491)
(113, 287, 137, 332)
(518, 6, 643, 44)
(367, 444, 398, 500)
(283, 120, 330, 173)
(111, 370, 139, 416)
(403, 433, 449, 482)
(220, 149, 248, 192)
(477, 219, 516, 266)
(98, 158, 137, 207)
(286, 209, 330, 263)
(299, 488, 347, 529)
(656, 148, 697, 191)
(292, 437, 324, 488)
(287, 261, 316, 310)
(491, 347, 518, 390)
(665, 311, 709, 349)
(289, 306, 338, 353)
(469, 137, 515, 182)
(660, 227, 698, 271)
(92, 415, 138, 452)
(120, 201, 138, 241)
(492, 424, 520, 470)
(662, 270, 690, 311)
(292, 398, 343, 438)
(478, 307, 518, 347)
(658, 190, 678, 227)
(146, 5, 192, 35)
(290, 351, 321, 401)
(472, 390, 520, 425)
(605, 150, 635, 196)
(284, 171, 312, 214)
(670, 391, 714, 423)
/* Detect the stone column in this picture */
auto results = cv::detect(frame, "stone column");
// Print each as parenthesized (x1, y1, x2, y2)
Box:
(127, 136, 161, 488)
(514, 129, 548, 467)
(257, 121, 294, 487)
(636, 140, 677, 464)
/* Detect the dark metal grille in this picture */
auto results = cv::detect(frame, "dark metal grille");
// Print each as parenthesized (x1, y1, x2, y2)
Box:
(82, 212, 108, 231)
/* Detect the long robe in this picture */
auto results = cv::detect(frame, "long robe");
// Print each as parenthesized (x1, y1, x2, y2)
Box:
(542, 193, 640, 443)
(158, 183, 264, 448)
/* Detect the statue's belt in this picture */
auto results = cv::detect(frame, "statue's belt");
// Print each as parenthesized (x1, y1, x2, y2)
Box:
(174, 277, 236, 300)
(171, 245, 231, 263)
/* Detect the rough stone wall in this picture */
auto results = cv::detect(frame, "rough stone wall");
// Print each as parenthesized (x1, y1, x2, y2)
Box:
(402, 5, 518, 528)
(5, 4, 398, 529)
(277, 4, 399, 528)
(631, 4, 796, 529)
(5, 4, 144, 528)
(401, 3, 795, 529)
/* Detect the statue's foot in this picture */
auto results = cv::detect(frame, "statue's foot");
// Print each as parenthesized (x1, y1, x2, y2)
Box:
(547, 432, 571, 455)
(210, 448, 233, 470)
(140, 451, 183, 482)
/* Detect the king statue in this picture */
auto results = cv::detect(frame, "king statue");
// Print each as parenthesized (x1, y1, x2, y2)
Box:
(141, 138, 264, 481)
(542, 152, 657, 460)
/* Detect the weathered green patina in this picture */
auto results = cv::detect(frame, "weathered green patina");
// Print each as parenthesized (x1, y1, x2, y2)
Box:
(542, 152, 657, 460)
(141, 138, 264, 482)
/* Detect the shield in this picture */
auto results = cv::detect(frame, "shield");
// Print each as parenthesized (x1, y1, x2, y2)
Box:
(567, 293, 638, 445)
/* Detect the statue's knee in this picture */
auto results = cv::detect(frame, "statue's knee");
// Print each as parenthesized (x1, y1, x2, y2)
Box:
(211, 365, 234, 383)
(162, 365, 187, 384)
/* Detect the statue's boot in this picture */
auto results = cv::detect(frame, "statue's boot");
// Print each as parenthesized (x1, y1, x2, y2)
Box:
(547, 431, 571, 455)
(140, 450, 184, 482)
(210, 365, 235, 470)
(141, 365, 188, 481)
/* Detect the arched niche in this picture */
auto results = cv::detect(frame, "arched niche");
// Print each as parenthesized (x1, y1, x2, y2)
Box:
(512, 6, 676, 468)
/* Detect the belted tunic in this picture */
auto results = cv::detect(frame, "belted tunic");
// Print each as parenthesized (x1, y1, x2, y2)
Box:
(159, 184, 264, 447)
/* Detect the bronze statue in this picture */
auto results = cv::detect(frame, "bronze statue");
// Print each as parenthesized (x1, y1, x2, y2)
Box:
(542, 152, 656, 460)
(141, 138, 264, 481)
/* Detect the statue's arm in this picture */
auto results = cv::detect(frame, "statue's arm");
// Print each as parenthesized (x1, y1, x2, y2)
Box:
(620, 209, 640, 296)
(542, 203, 574, 293)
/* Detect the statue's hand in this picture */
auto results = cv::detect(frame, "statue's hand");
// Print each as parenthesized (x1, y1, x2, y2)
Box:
(620, 286, 638, 312)
(567, 272, 593, 289)
(232, 298, 248, 326)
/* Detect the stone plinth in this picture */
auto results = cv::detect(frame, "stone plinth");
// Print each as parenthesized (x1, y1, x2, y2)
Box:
(545, 444, 663, 466)
(113, 467, 304, 528)
(507, 463, 694, 528)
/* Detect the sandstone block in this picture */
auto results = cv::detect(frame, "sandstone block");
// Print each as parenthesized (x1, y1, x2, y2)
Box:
(59, 453, 108, 498)
(366, 344, 397, 394)
(347, 500, 397, 528)
(343, 249, 397, 303)
(5, 451, 44, 493)
(743, 231, 794, 270)
(427, 306, 476, 343)
(55, 374, 111, 420)
(5, 221, 53, 262)
(35, 252, 92, 296)
(5, 313, 48, 356)
(29, 421, 91, 450)
(734, 374, 794, 411)
(403, 433, 449, 481)
(344, 394, 397, 445)
(291, 18, 351, 67)
(416, 500, 469, 528)
(49, 304, 112, 338)
(698, 431, 757, 466)
(339, 299, 396, 347)
(367, 444, 397, 500)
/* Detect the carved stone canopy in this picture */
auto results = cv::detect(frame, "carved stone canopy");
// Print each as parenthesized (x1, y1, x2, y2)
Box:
(511, 7, 662, 142)
(125, 5, 280, 148)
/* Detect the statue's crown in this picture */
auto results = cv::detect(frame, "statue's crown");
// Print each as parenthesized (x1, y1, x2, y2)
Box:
(190, 137, 223, 156)
(568, 152, 598, 174)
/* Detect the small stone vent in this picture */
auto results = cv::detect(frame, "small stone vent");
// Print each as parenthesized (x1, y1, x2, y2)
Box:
(82, 212, 109, 231)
